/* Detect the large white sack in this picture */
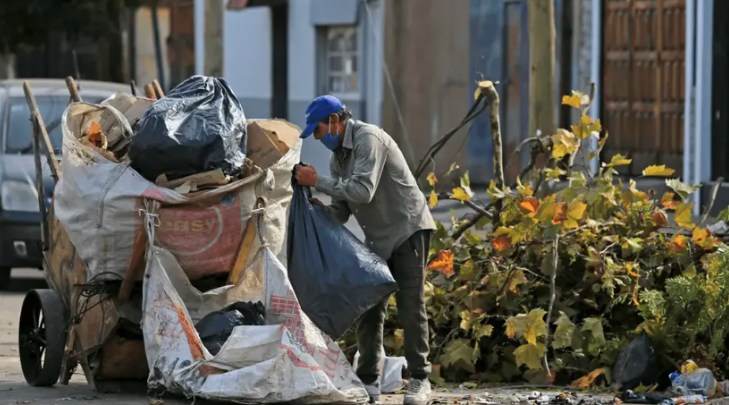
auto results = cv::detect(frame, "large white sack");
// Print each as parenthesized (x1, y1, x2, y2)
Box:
(55, 102, 299, 281)
(141, 213, 368, 404)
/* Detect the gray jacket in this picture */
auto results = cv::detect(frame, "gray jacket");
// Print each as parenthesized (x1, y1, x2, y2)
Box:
(315, 119, 436, 260)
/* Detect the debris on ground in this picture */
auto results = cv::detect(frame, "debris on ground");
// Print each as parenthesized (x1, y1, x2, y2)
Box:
(612, 332, 659, 391)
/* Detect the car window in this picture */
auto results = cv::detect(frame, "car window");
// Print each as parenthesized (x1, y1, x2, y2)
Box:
(5, 95, 105, 154)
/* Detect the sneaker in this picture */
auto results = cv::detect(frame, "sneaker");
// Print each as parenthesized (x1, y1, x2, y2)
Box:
(364, 384, 381, 404)
(404, 378, 431, 405)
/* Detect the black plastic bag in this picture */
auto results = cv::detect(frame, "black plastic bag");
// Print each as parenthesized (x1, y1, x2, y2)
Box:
(195, 301, 266, 355)
(612, 332, 659, 390)
(286, 178, 398, 340)
(129, 75, 248, 181)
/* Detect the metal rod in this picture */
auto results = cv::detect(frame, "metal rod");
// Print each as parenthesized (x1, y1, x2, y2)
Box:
(130, 80, 138, 96)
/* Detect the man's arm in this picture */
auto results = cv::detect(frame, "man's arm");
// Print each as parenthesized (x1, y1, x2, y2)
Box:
(315, 132, 388, 204)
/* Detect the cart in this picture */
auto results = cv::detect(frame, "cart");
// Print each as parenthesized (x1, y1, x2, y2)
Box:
(17, 78, 165, 391)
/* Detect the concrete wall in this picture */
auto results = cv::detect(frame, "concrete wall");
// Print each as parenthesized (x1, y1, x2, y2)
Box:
(223, 6, 272, 120)
(382, 0, 471, 184)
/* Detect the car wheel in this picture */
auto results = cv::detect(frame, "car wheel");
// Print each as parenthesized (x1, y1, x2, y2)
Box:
(0, 267, 11, 291)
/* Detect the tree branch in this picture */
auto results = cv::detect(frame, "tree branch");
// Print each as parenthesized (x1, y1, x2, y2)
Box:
(414, 95, 488, 179)
(543, 236, 559, 376)
(699, 177, 724, 228)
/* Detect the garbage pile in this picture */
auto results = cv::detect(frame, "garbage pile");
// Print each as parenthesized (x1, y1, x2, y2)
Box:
(55, 75, 371, 403)
(56, 75, 301, 282)
(610, 333, 729, 405)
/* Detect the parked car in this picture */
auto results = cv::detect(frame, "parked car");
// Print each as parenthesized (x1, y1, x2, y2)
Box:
(0, 78, 133, 289)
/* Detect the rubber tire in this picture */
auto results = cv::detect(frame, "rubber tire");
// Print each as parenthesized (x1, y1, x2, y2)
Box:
(0, 267, 10, 291)
(19, 289, 67, 386)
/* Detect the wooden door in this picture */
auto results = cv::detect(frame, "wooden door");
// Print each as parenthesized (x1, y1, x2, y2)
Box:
(601, 0, 686, 176)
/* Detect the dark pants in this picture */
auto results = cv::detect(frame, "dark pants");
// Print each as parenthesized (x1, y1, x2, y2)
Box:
(356, 230, 432, 385)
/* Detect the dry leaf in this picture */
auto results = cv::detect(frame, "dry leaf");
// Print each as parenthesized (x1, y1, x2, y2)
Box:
(643, 165, 676, 177)
(571, 368, 609, 389)
(427, 172, 438, 186)
(452, 187, 471, 203)
(562, 94, 582, 109)
(492, 234, 512, 252)
(675, 202, 695, 229)
(651, 210, 669, 228)
(429, 190, 438, 209)
(519, 196, 540, 214)
(661, 192, 680, 210)
(668, 234, 689, 253)
(428, 250, 455, 277)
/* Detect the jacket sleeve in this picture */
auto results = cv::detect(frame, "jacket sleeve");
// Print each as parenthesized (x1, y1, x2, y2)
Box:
(325, 157, 352, 224)
(315, 132, 388, 205)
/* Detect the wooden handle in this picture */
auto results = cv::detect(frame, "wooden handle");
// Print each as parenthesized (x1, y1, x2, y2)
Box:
(144, 83, 157, 100)
(117, 230, 148, 304)
(65, 76, 82, 102)
(152, 80, 164, 98)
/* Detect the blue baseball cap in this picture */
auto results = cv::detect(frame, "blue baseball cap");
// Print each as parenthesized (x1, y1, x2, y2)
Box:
(300, 95, 345, 139)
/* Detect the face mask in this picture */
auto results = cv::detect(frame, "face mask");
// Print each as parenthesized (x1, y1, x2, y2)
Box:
(320, 118, 341, 151)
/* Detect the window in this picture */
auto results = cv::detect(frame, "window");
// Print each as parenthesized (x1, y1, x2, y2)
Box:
(320, 26, 359, 95)
(3, 96, 105, 154)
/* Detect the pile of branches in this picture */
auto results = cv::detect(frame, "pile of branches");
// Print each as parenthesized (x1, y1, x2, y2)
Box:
(349, 82, 729, 385)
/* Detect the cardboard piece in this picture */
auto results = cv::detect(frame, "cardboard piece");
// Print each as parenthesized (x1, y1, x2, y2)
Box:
(98, 92, 154, 149)
(246, 119, 300, 170)
(156, 168, 229, 189)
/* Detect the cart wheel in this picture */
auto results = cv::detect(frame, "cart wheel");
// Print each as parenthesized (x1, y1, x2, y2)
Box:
(18, 289, 67, 386)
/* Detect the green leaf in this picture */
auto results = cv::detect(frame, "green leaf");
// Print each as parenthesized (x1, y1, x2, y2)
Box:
(552, 312, 576, 349)
(514, 343, 547, 370)
(476, 324, 494, 338)
(461, 171, 471, 188)
(471, 342, 481, 363)
(505, 314, 528, 340)
(718, 206, 729, 222)
(581, 318, 606, 345)
(440, 339, 476, 373)
(666, 178, 702, 200)
(447, 163, 459, 175)
(604, 153, 632, 168)
(460, 310, 474, 331)
(525, 309, 547, 345)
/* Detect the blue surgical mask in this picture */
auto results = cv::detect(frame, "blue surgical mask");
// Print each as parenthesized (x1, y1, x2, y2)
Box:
(321, 118, 341, 151)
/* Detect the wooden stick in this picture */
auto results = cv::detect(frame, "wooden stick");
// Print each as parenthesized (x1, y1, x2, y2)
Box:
(23, 81, 62, 181)
(65, 76, 82, 102)
(152, 80, 164, 98)
(117, 230, 148, 304)
(144, 83, 157, 100)
(228, 219, 258, 285)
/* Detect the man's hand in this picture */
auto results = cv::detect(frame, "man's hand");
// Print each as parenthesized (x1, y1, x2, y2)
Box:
(295, 164, 318, 187)
(309, 198, 325, 207)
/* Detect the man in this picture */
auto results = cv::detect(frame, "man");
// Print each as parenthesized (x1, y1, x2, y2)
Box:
(294, 95, 436, 405)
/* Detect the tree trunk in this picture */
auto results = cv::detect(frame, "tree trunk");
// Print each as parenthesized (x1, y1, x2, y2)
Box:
(528, 0, 557, 139)
(204, 0, 224, 77)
